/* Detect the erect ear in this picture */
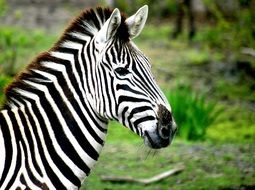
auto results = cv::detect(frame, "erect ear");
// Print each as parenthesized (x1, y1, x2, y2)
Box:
(125, 5, 148, 39)
(96, 8, 121, 43)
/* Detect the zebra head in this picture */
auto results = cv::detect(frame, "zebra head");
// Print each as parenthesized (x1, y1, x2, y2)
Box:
(91, 6, 177, 149)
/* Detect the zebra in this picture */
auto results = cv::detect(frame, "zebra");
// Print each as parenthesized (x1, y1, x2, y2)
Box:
(0, 5, 177, 190)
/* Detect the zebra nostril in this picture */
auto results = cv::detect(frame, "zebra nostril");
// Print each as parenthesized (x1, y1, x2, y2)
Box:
(159, 125, 170, 139)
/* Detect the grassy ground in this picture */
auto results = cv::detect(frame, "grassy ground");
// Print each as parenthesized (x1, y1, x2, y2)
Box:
(82, 122, 255, 190)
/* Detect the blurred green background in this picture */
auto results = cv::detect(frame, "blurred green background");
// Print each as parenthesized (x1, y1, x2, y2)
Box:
(0, 0, 254, 189)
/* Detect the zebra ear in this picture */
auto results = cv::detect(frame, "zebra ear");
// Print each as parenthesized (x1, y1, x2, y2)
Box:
(96, 8, 121, 43)
(125, 5, 148, 39)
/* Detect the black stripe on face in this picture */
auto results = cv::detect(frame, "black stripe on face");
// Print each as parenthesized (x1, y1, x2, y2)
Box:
(128, 106, 154, 121)
(118, 96, 151, 105)
(132, 64, 159, 101)
(100, 67, 118, 119)
(126, 106, 155, 135)
(127, 49, 165, 104)
(116, 84, 144, 96)
(121, 106, 129, 127)
(133, 116, 156, 128)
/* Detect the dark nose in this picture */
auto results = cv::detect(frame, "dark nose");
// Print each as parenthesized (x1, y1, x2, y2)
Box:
(157, 104, 174, 139)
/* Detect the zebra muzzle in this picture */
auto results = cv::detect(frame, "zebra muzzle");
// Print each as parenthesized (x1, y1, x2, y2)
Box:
(143, 105, 177, 149)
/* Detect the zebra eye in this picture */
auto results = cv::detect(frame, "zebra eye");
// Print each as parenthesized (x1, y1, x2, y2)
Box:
(115, 67, 130, 76)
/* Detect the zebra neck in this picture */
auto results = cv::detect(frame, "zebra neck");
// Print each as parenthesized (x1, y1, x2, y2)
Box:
(0, 89, 108, 188)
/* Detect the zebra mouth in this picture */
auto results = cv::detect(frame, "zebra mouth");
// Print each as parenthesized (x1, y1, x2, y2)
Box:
(144, 131, 170, 149)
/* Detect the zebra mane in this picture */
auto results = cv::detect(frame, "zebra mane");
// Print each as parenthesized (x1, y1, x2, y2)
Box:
(59, 7, 130, 43)
(2, 7, 130, 109)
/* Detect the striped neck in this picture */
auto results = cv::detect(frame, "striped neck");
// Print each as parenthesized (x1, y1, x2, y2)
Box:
(0, 103, 108, 189)
(0, 33, 109, 186)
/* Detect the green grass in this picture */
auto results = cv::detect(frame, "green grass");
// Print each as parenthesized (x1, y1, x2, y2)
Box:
(82, 128, 255, 190)
(165, 85, 221, 141)
(81, 121, 255, 190)
(105, 121, 140, 144)
(207, 105, 255, 143)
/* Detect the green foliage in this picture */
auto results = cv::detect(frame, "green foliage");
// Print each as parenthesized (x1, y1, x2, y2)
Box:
(0, 27, 56, 75)
(0, 74, 12, 105)
(0, 28, 18, 75)
(194, 5, 255, 50)
(110, 0, 177, 17)
(114, 0, 130, 12)
(165, 0, 178, 14)
(0, 27, 36, 75)
(215, 79, 255, 102)
(165, 85, 221, 141)
(207, 105, 255, 143)
(0, 0, 7, 17)
(181, 49, 211, 65)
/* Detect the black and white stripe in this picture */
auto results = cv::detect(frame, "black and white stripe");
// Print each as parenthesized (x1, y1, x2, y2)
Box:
(0, 6, 176, 189)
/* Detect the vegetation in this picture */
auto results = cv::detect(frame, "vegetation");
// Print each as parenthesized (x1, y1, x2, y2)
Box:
(0, 27, 56, 75)
(0, 0, 7, 17)
(0, 1, 254, 189)
(83, 134, 255, 190)
(165, 85, 221, 141)
(0, 27, 57, 104)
